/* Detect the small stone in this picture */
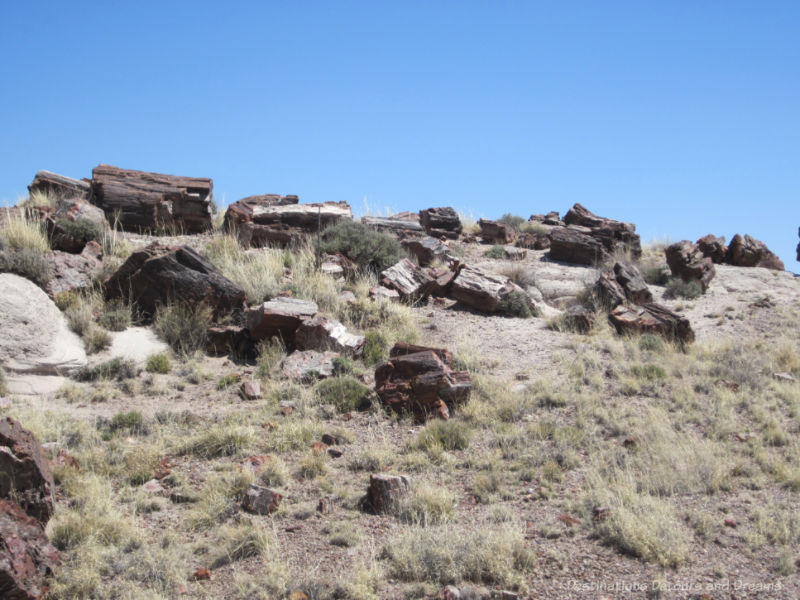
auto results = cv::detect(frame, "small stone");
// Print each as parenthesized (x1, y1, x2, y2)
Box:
(191, 568, 212, 581)
(142, 479, 165, 494)
(311, 441, 327, 455)
(327, 448, 343, 458)
(289, 591, 309, 600)
(437, 585, 462, 600)
(240, 380, 262, 400)
(317, 497, 332, 514)
(773, 372, 795, 382)
(241, 484, 282, 515)
(320, 434, 337, 446)
(724, 517, 737, 528)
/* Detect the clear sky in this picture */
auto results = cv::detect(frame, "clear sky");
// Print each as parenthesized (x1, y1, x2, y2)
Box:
(1, 1, 798, 269)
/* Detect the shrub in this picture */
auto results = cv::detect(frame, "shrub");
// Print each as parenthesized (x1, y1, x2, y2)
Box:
(256, 338, 286, 378)
(320, 221, 405, 273)
(146, 353, 172, 374)
(99, 299, 132, 331)
(76, 358, 138, 381)
(153, 303, 213, 356)
(664, 277, 702, 299)
(211, 522, 275, 568)
(181, 424, 256, 458)
(497, 290, 536, 318)
(55, 218, 103, 245)
(414, 421, 471, 453)
(0, 209, 49, 253)
(497, 214, 526, 231)
(483, 245, 506, 259)
(362, 331, 388, 366)
(315, 376, 372, 412)
(83, 326, 111, 354)
(110, 410, 147, 435)
(398, 485, 455, 526)
(0, 247, 51, 286)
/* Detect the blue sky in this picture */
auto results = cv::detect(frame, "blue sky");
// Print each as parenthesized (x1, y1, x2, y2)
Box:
(1, 1, 798, 268)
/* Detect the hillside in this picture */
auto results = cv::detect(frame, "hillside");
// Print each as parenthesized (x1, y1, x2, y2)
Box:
(1, 176, 799, 600)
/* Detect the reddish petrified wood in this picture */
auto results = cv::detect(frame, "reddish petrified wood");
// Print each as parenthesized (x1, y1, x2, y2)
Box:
(0, 418, 55, 525)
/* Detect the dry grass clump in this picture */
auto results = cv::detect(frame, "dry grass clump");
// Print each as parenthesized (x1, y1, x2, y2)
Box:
(0, 208, 51, 285)
(179, 422, 257, 458)
(381, 525, 533, 589)
(211, 521, 277, 568)
(204, 234, 285, 302)
(398, 484, 456, 526)
(153, 302, 213, 356)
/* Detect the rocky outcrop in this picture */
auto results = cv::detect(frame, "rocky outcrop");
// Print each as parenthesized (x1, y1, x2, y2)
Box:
(0, 418, 55, 524)
(226, 198, 351, 248)
(104, 243, 246, 319)
(0, 499, 60, 600)
(450, 265, 535, 315)
(665, 241, 715, 292)
(548, 227, 606, 265)
(608, 303, 694, 343)
(726, 234, 784, 270)
(45, 241, 103, 297)
(375, 342, 471, 421)
(91, 164, 214, 233)
(478, 219, 516, 244)
(419, 207, 462, 239)
(548, 203, 641, 264)
(281, 350, 339, 380)
(0, 273, 87, 375)
(246, 298, 318, 343)
(401, 237, 450, 267)
(295, 316, 365, 356)
(696, 234, 728, 264)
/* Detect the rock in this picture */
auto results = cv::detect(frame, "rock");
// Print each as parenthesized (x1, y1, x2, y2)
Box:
(564, 203, 632, 231)
(478, 219, 515, 244)
(91, 164, 214, 234)
(241, 484, 282, 515)
(665, 241, 715, 292)
(141, 479, 165, 494)
(191, 568, 212, 581)
(235, 222, 306, 249)
(47, 197, 110, 254)
(561, 203, 641, 259)
(28, 169, 91, 202)
(320, 253, 357, 280)
(0, 418, 55, 524)
(338, 290, 357, 304)
(612, 262, 652, 304)
(245, 297, 318, 343)
(375, 343, 471, 421)
(562, 305, 596, 333)
(295, 316, 364, 356)
(504, 247, 527, 261)
(104, 243, 246, 319)
(608, 303, 694, 343)
(0, 273, 86, 375)
(281, 351, 339, 380)
(240, 381, 262, 401)
(530, 211, 563, 226)
(548, 226, 606, 265)
(425, 267, 457, 298)
(773, 372, 795, 383)
(44, 241, 103, 297)
(437, 585, 462, 600)
(696, 234, 728, 263)
(726, 234, 785, 270)
(516, 231, 550, 250)
(401, 237, 451, 267)
(369, 286, 400, 302)
(419, 207, 462, 239)
(593, 270, 627, 310)
(361, 215, 424, 236)
(380, 259, 435, 300)
(223, 194, 299, 229)
(0, 499, 60, 600)
(205, 326, 253, 358)
(362, 474, 411, 515)
(450, 265, 535, 315)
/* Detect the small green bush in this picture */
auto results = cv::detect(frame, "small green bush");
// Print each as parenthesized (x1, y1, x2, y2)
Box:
(83, 327, 111, 354)
(664, 278, 702, 299)
(630, 364, 667, 381)
(154, 303, 213, 356)
(414, 421, 471, 453)
(639, 334, 665, 353)
(99, 299, 131, 331)
(146, 353, 172, 374)
(217, 374, 239, 390)
(55, 218, 103, 245)
(497, 214, 526, 231)
(76, 358, 138, 381)
(362, 331, 388, 366)
(0, 247, 51, 286)
(498, 290, 536, 318)
(315, 376, 372, 412)
(110, 410, 147, 435)
(320, 221, 406, 273)
(483, 245, 506, 259)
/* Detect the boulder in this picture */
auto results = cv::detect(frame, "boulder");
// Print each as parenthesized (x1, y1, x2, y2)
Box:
(505, 247, 527, 261)
(91, 164, 214, 233)
(696, 234, 728, 263)
(246, 297, 318, 343)
(548, 226, 606, 265)
(726, 234, 785, 270)
(295, 316, 365, 356)
(281, 350, 339, 380)
(380, 259, 435, 300)
(608, 303, 694, 343)
(563, 202, 633, 231)
(46, 197, 110, 254)
(530, 211, 563, 226)
(401, 237, 450, 267)
(665, 241, 715, 291)
(205, 326, 254, 358)
(362, 474, 411, 515)
(235, 222, 306, 249)
(450, 265, 535, 315)
(419, 207, 462, 239)
(612, 262, 652, 304)
(44, 241, 103, 297)
(28, 170, 91, 202)
(0, 418, 55, 524)
(104, 243, 247, 319)
(0, 499, 60, 600)
(320, 253, 357, 280)
(362, 215, 423, 236)
(375, 343, 471, 421)
(478, 219, 515, 244)
(240, 381, 262, 401)
(223, 194, 299, 229)
(561, 204, 641, 259)
(0, 273, 86, 375)
(516, 231, 550, 250)
(425, 267, 457, 298)
(241, 484, 282, 515)
(593, 270, 627, 310)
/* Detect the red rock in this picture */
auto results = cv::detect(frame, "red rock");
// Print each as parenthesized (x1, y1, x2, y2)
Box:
(608, 303, 694, 343)
(52, 449, 80, 471)
(612, 262, 652, 304)
(380, 259, 435, 300)
(0, 499, 60, 600)
(245, 297, 318, 343)
(419, 207, 462, 239)
(362, 474, 411, 515)
(295, 316, 365, 356)
(241, 485, 282, 515)
(239, 381, 262, 401)
(450, 265, 535, 315)
(696, 234, 728, 263)
(726, 234, 784, 270)
(0, 418, 55, 524)
(311, 441, 327, 455)
(665, 241, 715, 292)
(45, 242, 103, 297)
(317, 497, 332, 514)
(369, 286, 400, 302)
(478, 219, 516, 244)
(549, 226, 606, 265)
(191, 567, 212, 581)
(724, 517, 737, 528)
(401, 237, 451, 266)
(558, 513, 580, 527)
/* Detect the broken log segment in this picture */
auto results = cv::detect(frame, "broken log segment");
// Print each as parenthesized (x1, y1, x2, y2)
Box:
(91, 164, 214, 234)
(28, 170, 91, 202)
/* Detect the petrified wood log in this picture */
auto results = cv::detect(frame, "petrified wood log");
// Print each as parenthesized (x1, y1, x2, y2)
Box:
(478, 219, 516, 244)
(613, 262, 652, 304)
(401, 237, 450, 266)
(223, 194, 299, 230)
(362, 216, 423, 235)
(246, 297, 318, 343)
(608, 303, 694, 343)
(548, 227, 606, 265)
(28, 170, 91, 202)
(419, 207, 462, 239)
(91, 164, 213, 233)
(0, 418, 55, 525)
(380, 259, 435, 300)
(362, 474, 411, 515)
(450, 265, 534, 314)
(665, 241, 715, 291)
(696, 234, 728, 264)
(726, 234, 785, 270)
